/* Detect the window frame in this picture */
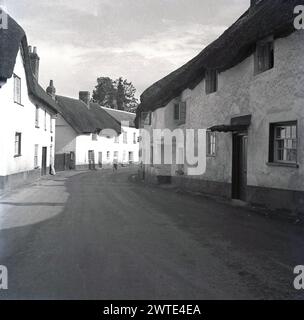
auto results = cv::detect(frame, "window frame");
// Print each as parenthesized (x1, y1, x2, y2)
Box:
(174, 103, 180, 121)
(14, 132, 22, 157)
(141, 112, 151, 126)
(205, 69, 218, 95)
(173, 102, 186, 125)
(34, 144, 39, 168)
(255, 38, 274, 74)
(13, 74, 22, 105)
(123, 131, 128, 144)
(269, 121, 298, 166)
(50, 116, 53, 133)
(206, 131, 217, 157)
(35, 106, 40, 128)
(44, 109, 47, 131)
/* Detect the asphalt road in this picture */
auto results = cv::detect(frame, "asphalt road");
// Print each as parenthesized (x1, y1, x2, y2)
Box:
(0, 168, 303, 299)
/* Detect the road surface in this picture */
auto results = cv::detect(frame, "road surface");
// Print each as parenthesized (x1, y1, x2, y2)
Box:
(0, 168, 303, 299)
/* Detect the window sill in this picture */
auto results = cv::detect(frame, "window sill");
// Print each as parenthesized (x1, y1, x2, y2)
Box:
(206, 91, 217, 96)
(254, 67, 274, 77)
(35, 125, 40, 129)
(267, 162, 299, 168)
(14, 101, 24, 107)
(14, 154, 22, 158)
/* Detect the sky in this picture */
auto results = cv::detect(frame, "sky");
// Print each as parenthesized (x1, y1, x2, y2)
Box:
(3, 0, 250, 99)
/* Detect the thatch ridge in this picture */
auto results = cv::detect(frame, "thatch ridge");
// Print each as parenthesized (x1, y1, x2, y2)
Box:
(0, 12, 58, 113)
(135, 0, 302, 127)
(56, 95, 121, 135)
(102, 107, 136, 128)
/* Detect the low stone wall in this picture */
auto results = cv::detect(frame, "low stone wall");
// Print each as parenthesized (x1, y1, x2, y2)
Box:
(141, 170, 304, 218)
(171, 176, 232, 199)
(0, 168, 41, 192)
(247, 185, 304, 217)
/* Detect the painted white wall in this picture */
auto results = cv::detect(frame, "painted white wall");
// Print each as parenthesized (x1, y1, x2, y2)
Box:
(144, 31, 304, 192)
(73, 125, 139, 167)
(0, 48, 55, 178)
(55, 114, 77, 154)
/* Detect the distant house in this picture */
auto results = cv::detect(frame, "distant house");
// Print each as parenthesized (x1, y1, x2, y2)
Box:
(0, 13, 58, 191)
(53, 89, 121, 171)
(136, 0, 304, 215)
(101, 107, 139, 166)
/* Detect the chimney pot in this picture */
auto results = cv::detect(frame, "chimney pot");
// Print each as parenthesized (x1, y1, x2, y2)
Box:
(29, 45, 40, 81)
(46, 80, 56, 100)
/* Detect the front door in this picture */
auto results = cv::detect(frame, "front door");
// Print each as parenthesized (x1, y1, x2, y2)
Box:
(98, 152, 102, 168)
(41, 147, 47, 176)
(232, 133, 248, 201)
(88, 150, 95, 170)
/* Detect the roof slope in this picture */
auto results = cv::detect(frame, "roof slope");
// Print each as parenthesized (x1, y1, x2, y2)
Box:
(56, 95, 121, 134)
(90, 103, 122, 133)
(101, 107, 136, 127)
(0, 13, 58, 113)
(136, 0, 302, 125)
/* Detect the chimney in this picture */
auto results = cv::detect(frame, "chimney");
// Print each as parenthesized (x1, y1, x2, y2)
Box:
(46, 80, 56, 100)
(29, 46, 40, 81)
(79, 91, 91, 108)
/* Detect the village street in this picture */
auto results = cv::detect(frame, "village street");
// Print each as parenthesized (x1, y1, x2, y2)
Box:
(0, 168, 303, 300)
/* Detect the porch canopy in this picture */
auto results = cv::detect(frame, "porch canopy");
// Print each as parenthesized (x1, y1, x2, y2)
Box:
(209, 115, 251, 133)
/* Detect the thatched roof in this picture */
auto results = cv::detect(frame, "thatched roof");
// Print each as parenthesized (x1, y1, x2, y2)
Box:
(135, 0, 302, 127)
(102, 107, 136, 128)
(0, 13, 58, 113)
(56, 95, 121, 135)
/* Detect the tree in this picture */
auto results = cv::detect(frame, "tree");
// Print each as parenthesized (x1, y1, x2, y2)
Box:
(116, 77, 125, 111)
(92, 77, 116, 108)
(92, 76, 139, 113)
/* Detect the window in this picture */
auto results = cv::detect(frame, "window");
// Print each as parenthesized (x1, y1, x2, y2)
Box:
(114, 135, 119, 143)
(133, 132, 137, 144)
(207, 131, 216, 157)
(123, 131, 127, 144)
(141, 112, 151, 126)
(44, 110, 47, 131)
(205, 69, 218, 94)
(269, 122, 297, 165)
(34, 144, 39, 168)
(114, 151, 118, 159)
(107, 151, 110, 160)
(13, 74, 21, 104)
(50, 117, 53, 133)
(92, 133, 98, 141)
(255, 39, 274, 74)
(173, 102, 186, 124)
(35, 106, 39, 127)
(14, 132, 22, 156)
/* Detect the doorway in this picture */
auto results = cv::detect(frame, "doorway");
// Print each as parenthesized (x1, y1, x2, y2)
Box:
(88, 150, 95, 170)
(41, 147, 47, 176)
(98, 152, 102, 168)
(232, 133, 248, 201)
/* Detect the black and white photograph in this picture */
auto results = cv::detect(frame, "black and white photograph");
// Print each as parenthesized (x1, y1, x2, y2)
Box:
(0, 0, 304, 317)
